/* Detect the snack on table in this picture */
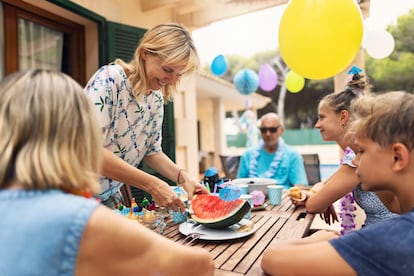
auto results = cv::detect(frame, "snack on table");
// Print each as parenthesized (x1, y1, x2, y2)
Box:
(288, 187, 303, 201)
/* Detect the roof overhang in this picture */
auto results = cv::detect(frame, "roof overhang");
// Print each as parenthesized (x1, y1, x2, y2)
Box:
(139, 0, 288, 29)
(196, 72, 271, 111)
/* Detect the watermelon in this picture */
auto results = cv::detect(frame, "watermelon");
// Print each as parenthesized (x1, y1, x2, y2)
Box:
(190, 194, 250, 229)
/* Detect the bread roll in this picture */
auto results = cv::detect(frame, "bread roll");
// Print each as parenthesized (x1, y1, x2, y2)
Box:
(288, 187, 303, 200)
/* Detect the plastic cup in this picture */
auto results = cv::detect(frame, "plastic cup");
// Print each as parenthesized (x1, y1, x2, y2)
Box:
(240, 194, 253, 219)
(171, 207, 188, 223)
(171, 187, 188, 223)
(267, 185, 283, 205)
(237, 184, 249, 195)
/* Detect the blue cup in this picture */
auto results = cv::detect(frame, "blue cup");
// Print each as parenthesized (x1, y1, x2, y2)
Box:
(171, 207, 188, 223)
(267, 185, 283, 205)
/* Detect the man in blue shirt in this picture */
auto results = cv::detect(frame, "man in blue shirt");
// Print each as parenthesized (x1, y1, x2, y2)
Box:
(237, 112, 308, 189)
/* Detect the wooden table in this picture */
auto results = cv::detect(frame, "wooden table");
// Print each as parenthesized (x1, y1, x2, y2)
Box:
(162, 192, 315, 276)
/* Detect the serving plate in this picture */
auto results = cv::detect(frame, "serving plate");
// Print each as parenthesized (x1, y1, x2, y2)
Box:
(178, 219, 256, 241)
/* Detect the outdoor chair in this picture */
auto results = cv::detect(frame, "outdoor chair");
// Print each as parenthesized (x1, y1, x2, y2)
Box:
(219, 155, 241, 180)
(301, 153, 321, 185)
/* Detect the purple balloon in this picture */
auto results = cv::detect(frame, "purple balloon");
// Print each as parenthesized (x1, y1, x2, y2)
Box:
(259, 64, 278, 92)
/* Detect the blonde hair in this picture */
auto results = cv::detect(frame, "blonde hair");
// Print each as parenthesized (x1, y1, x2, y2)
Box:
(350, 91, 414, 150)
(115, 22, 200, 102)
(0, 69, 102, 193)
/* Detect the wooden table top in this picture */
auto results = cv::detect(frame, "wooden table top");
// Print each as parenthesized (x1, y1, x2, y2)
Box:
(162, 192, 315, 276)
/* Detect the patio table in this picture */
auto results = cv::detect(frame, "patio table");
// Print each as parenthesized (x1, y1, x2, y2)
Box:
(162, 191, 315, 276)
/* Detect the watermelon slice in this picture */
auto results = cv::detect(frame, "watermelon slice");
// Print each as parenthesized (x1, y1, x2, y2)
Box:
(190, 194, 250, 229)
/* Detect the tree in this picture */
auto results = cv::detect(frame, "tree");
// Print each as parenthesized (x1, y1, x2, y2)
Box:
(366, 9, 414, 93)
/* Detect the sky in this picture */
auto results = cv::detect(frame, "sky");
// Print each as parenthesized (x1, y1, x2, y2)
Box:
(192, 0, 414, 65)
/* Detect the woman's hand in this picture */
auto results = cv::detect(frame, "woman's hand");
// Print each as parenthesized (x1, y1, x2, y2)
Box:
(180, 172, 209, 200)
(320, 204, 339, 225)
(150, 180, 187, 212)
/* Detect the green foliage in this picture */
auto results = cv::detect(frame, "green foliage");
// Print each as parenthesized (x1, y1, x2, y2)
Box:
(390, 9, 414, 53)
(366, 52, 414, 93)
(366, 9, 414, 93)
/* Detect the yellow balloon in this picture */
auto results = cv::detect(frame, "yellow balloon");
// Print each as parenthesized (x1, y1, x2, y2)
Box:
(279, 0, 363, 80)
(285, 70, 305, 93)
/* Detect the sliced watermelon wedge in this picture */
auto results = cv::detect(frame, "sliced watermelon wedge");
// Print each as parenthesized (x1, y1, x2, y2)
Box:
(190, 194, 250, 229)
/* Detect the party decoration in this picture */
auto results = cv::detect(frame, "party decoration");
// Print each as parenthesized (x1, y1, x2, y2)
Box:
(339, 193, 357, 235)
(219, 185, 242, 202)
(285, 70, 305, 93)
(250, 190, 265, 206)
(233, 69, 259, 95)
(364, 30, 395, 59)
(258, 64, 278, 91)
(279, 0, 363, 80)
(141, 197, 149, 207)
(347, 65, 362, 75)
(210, 54, 228, 76)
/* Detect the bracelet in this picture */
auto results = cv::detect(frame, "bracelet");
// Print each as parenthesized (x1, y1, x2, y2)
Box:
(177, 169, 184, 186)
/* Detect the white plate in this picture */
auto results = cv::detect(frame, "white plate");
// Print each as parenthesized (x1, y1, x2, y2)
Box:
(178, 219, 257, 241)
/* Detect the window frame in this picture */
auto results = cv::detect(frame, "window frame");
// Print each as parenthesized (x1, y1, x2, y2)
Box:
(3, 0, 85, 84)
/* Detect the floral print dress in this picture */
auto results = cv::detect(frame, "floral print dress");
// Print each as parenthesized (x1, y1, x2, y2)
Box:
(84, 64, 164, 201)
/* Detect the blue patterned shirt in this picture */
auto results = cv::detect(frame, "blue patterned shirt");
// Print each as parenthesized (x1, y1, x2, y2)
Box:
(237, 142, 308, 189)
(84, 64, 164, 200)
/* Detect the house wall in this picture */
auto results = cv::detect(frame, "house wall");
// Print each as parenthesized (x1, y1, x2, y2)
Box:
(70, 0, 173, 30)
(174, 74, 199, 177)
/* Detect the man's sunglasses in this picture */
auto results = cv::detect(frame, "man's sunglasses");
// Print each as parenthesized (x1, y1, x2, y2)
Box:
(260, 126, 280, 134)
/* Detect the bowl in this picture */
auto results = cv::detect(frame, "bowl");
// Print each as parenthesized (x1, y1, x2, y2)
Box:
(138, 210, 165, 230)
(232, 178, 277, 196)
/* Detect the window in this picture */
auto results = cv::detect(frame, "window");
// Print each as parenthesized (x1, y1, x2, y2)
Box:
(18, 18, 64, 70)
(3, 0, 85, 84)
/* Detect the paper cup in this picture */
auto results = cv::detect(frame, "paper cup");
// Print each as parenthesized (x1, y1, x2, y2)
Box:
(240, 194, 253, 219)
(267, 185, 283, 205)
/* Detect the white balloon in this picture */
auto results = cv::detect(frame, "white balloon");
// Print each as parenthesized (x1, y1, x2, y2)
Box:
(365, 30, 395, 59)
(363, 17, 383, 32)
